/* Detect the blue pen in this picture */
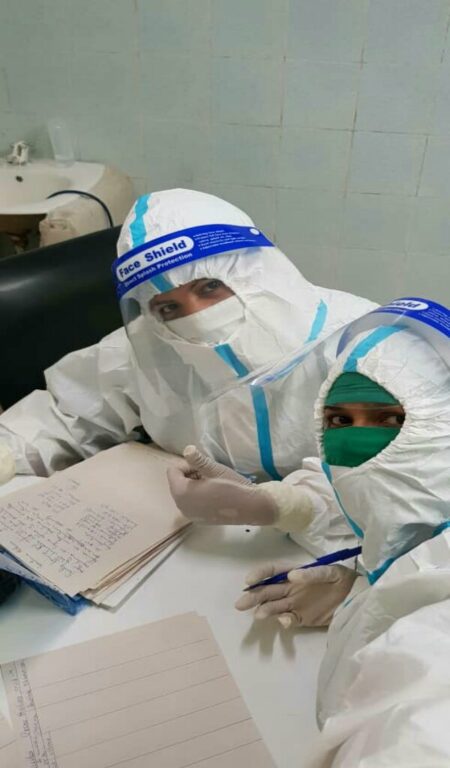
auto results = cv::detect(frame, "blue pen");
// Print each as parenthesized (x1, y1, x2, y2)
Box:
(243, 545, 362, 591)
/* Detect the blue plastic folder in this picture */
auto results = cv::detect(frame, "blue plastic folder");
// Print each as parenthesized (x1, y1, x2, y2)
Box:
(0, 548, 88, 615)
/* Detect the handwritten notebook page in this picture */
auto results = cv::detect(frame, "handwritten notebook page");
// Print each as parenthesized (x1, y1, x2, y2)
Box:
(0, 711, 18, 768)
(2, 612, 275, 768)
(0, 443, 188, 596)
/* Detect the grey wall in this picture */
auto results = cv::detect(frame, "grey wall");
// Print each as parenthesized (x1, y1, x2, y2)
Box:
(0, 0, 449, 304)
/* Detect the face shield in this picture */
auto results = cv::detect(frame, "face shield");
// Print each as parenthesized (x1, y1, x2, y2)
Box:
(114, 222, 272, 339)
(314, 297, 450, 583)
(110, 189, 376, 474)
(197, 327, 346, 480)
(199, 294, 450, 571)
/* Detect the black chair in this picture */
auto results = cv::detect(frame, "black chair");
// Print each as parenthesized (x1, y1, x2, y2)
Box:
(0, 226, 123, 410)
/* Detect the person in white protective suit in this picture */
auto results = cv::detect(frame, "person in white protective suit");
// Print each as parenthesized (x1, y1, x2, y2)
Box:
(0, 189, 375, 515)
(236, 312, 450, 766)
(170, 367, 402, 625)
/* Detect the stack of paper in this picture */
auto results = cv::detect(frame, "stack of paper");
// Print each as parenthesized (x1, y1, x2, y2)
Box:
(2, 612, 275, 768)
(0, 443, 190, 611)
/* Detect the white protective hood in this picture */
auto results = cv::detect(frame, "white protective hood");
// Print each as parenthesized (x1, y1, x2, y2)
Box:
(0, 188, 375, 481)
(310, 301, 450, 767)
(114, 189, 376, 480)
(315, 321, 450, 582)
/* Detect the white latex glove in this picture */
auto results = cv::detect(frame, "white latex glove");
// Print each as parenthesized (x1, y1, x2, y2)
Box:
(235, 562, 358, 628)
(0, 443, 15, 485)
(167, 446, 314, 530)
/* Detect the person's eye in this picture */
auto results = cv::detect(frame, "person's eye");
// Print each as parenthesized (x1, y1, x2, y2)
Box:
(158, 303, 179, 319)
(381, 413, 405, 427)
(326, 414, 352, 428)
(200, 279, 223, 294)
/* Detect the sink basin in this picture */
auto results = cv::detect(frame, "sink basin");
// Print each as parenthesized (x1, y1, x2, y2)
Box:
(0, 160, 104, 215)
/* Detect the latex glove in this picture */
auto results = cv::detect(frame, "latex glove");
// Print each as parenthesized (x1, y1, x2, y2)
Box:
(179, 445, 253, 486)
(167, 446, 277, 525)
(0, 443, 15, 486)
(235, 562, 357, 628)
(167, 446, 314, 530)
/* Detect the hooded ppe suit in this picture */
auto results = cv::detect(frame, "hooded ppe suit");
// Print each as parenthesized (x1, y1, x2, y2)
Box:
(0, 189, 375, 482)
(311, 310, 450, 766)
(234, 300, 450, 764)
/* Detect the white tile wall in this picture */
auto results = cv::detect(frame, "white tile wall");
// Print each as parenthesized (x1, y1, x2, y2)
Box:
(408, 197, 450, 253)
(287, 0, 369, 62)
(276, 188, 344, 247)
(402, 250, 450, 298)
(419, 137, 450, 197)
(212, 57, 283, 126)
(0, 0, 449, 304)
(278, 127, 351, 190)
(356, 63, 438, 134)
(138, 0, 211, 54)
(0, 67, 9, 111)
(142, 120, 211, 190)
(278, 243, 340, 287)
(364, 0, 449, 66)
(139, 52, 211, 122)
(284, 61, 360, 129)
(211, 0, 288, 57)
(335, 248, 406, 303)
(211, 125, 279, 187)
(432, 66, 450, 134)
(342, 194, 412, 251)
(70, 0, 137, 55)
(348, 132, 426, 195)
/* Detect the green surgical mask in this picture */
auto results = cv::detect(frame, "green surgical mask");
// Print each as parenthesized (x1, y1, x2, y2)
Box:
(323, 372, 402, 467)
(323, 426, 401, 468)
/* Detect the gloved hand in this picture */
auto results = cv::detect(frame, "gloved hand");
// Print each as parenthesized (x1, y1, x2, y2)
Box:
(167, 446, 314, 530)
(167, 446, 277, 525)
(235, 562, 358, 628)
(0, 443, 15, 486)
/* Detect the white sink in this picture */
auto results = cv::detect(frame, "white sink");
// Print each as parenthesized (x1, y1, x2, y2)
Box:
(0, 160, 104, 215)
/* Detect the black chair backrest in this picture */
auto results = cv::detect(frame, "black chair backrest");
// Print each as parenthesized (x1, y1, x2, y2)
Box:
(0, 226, 123, 409)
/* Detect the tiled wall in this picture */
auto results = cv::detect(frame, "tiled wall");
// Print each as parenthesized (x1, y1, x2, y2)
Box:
(0, 0, 449, 304)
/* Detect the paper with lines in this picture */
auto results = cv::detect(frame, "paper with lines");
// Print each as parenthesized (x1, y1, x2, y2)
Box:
(0, 711, 18, 768)
(0, 443, 189, 599)
(2, 612, 275, 768)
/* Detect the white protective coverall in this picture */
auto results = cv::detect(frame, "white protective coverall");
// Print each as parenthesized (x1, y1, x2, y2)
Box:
(311, 309, 450, 766)
(0, 189, 375, 484)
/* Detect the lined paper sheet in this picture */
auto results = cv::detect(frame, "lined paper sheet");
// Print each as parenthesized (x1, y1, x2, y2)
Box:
(0, 444, 188, 596)
(0, 711, 18, 768)
(2, 613, 275, 768)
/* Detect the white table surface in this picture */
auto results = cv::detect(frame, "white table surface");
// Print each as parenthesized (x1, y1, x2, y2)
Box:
(0, 476, 326, 768)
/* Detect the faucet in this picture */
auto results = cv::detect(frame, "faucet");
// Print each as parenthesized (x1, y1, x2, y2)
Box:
(6, 140, 30, 165)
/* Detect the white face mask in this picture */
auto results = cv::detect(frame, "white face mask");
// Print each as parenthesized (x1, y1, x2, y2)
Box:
(165, 295, 245, 345)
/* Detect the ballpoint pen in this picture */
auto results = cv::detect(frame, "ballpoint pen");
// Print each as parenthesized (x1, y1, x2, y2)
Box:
(243, 545, 362, 591)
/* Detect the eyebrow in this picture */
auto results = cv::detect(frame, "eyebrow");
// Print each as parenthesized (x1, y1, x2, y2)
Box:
(150, 279, 210, 306)
(150, 296, 178, 307)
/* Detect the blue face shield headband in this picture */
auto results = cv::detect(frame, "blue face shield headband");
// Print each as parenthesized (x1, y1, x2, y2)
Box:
(112, 222, 274, 299)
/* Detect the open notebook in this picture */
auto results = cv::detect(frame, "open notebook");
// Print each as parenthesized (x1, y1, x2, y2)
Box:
(1, 612, 275, 768)
(0, 443, 190, 611)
